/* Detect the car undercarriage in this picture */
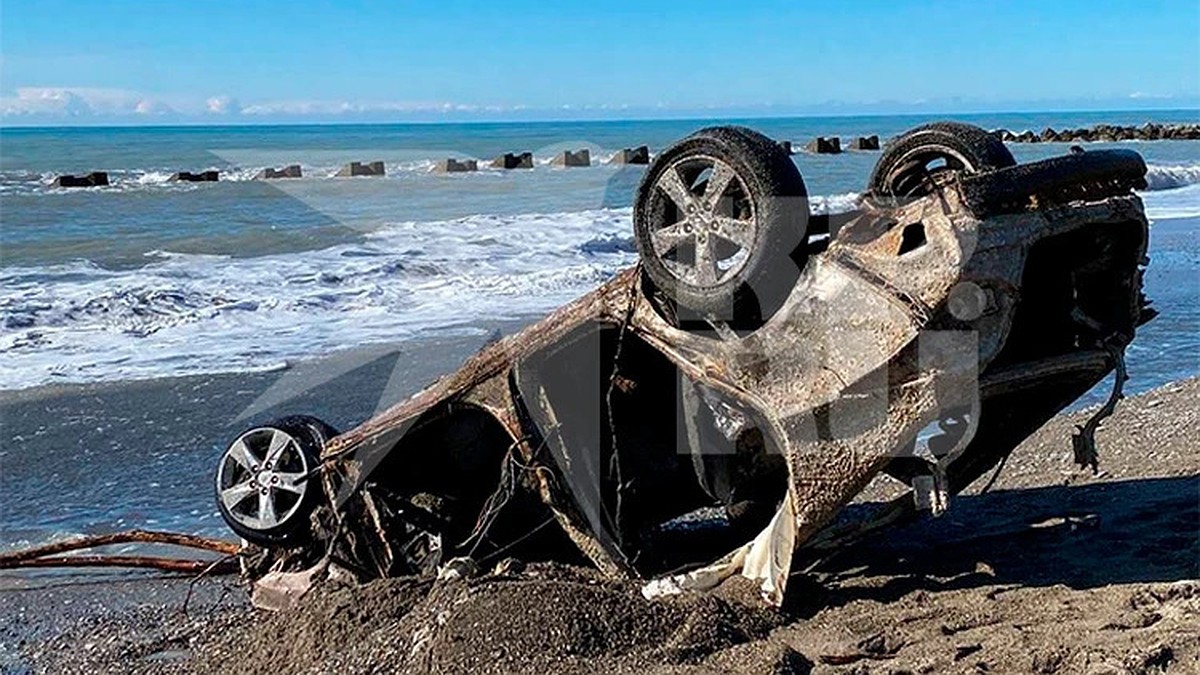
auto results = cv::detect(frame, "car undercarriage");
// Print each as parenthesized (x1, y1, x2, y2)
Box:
(213, 122, 1154, 608)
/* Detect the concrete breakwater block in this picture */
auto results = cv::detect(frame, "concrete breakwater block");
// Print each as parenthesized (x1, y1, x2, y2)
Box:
(848, 135, 879, 151)
(433, 158, 478, 173)
(778, 140, 794, 155)
(805, 137, 842, 154)
(336, 161, 386, 177)
(994, 122, 1200, 143)
(609, 146, 650, 165)
(491, 152, 534, 169)
(170, 170, 219, 182)
(551, 149, 590, 167)
(52, 171, 109, 187)
(255, 165, 302, 180)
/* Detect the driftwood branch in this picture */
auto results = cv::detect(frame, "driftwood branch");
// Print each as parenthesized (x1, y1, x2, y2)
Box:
(2, 555, 239, 574)
(0, 529, 241, 570)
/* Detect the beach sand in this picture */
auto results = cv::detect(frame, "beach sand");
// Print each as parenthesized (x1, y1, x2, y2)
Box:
(2, 375, 1196, 674)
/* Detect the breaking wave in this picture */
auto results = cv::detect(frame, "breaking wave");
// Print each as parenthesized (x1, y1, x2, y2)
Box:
(5, 160, 1197, 198)
(0, 189, 875, 390)
(3, 164, 1197, 391)
(1144, 163, 1200, 191)
(0, 152, 636, 196)
(0, 208, 636, 390)
(809, 192, 862, 215)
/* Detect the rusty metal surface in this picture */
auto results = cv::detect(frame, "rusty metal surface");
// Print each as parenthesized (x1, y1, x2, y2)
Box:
(320, 267, 635, 460)
(259, 170, 1150, 603)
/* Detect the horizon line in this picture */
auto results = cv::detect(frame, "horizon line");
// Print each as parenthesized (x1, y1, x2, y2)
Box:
(2, 105, 1196, 131)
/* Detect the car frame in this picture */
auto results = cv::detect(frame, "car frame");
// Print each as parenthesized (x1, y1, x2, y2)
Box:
(215, 122, 1153, 606)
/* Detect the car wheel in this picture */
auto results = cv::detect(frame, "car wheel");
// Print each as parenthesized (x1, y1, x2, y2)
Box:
(868, 121, 1016, 200)
(214, 415, 337, 547)
(634, 126, 809, 324)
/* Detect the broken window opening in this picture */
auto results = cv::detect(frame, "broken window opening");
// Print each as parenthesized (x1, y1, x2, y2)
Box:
(516, 322, 789, 577)
(898, 222, 927, 255)
(360, 405, 578, 576)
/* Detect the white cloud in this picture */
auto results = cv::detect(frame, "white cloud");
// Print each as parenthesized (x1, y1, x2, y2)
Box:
(135, 98, 175, 115)
(0, 88, 549, 122)
(205, 95, 241, 114)
(0, 87, 177, 118)
(0, 86, 535, 121)
(238, 99, 465, 116)
(2, 87, 94, 116)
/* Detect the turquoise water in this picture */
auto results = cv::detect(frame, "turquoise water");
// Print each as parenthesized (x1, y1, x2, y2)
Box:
(4, 111, 1198, 267)
(1, 111, 1198, 390)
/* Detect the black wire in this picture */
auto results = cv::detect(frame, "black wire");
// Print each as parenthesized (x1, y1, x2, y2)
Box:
(475, 517, 557, 567)
(979, 453, 1009, 495)
(603, 265, 641, 563)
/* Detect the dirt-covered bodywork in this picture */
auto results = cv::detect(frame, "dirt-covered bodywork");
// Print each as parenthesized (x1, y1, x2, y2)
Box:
(217, 123, 1153, 606)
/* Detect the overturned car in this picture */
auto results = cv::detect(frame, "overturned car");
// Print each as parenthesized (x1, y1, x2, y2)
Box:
(214, 122, 1153, 605)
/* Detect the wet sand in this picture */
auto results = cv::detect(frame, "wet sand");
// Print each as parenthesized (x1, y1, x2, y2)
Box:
(2, 377, 1196, 674)
(0, 319, 532, 548)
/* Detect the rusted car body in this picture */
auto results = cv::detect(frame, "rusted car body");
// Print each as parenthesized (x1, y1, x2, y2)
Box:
(219, 124, 1152, 605)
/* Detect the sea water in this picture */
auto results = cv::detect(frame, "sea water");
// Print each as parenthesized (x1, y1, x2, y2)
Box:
(1, 112, 1198, 551)
(1, 111, 1198, 391)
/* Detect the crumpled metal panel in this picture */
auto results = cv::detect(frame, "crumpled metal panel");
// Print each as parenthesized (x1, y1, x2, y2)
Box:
(278, 180, 1149, 606)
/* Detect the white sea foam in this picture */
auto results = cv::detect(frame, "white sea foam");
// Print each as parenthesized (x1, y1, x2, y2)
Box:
(0, 191, 877, 390)
(2, 151, 652, 193)
(1144, 163, 1200, 191)
(134, 170, 177, 185)
(809, 192, 862, 215)
(1134, 162, 1200, 219)
(2, 170, 1197, 391)
(5, 159, 1198, 197)
(0, 208, 637, 390)
(1142, 183, 1200, 220)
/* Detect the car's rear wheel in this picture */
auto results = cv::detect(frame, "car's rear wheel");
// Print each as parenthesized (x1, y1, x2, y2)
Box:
(868, 121, 1016, 200)
(214, 415, 337, 546)
(634, 126, 808, 325)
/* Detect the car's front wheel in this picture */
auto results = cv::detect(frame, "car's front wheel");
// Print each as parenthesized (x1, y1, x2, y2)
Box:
(634, 126, 809, 326)
(214, 415, 337, 547)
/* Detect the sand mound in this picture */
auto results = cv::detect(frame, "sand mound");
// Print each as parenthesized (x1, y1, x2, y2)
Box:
(190, 564, 790, 674)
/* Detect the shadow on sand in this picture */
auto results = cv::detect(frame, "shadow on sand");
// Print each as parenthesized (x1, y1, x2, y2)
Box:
(798, 475, 1199, 610)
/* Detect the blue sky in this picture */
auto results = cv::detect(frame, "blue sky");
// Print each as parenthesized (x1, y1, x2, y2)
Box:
(1, 0, 1197, 124)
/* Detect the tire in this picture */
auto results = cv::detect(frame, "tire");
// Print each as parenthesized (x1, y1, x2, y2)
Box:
(214, 414, 338, 547)
(868, 122, 1016, 200)
(959, 148, 1147, 217)
(634, 126, 808, 324)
